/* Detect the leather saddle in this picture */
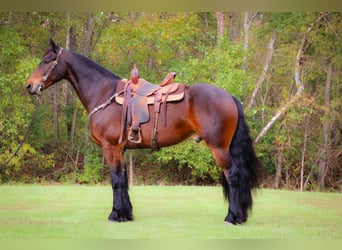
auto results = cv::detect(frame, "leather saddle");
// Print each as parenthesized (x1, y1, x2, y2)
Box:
(115, 73, 185, 148)
(115, 79, 185, 105)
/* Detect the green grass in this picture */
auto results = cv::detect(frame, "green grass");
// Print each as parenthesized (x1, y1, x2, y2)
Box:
(0, 185, 341, 239)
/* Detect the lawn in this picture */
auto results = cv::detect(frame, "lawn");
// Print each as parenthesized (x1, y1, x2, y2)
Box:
(0, 185, 341, 239)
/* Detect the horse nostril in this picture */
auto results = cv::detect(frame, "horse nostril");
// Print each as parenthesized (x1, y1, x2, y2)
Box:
(39, 84, 44, 91)
(26, 84, 32, 91)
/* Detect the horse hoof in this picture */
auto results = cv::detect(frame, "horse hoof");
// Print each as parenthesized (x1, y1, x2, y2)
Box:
(108, 216, 133, 223)
(108, 213, 121, 223)
(108, 218, 120, 223)
(224, 221, 235, 226)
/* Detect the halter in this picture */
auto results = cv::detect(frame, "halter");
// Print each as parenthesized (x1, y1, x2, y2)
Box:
(42, 48, 64, 82)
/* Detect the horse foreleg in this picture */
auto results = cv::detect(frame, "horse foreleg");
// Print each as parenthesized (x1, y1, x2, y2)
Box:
(109, 167, 133, 222)
(103, 146, 133, 222)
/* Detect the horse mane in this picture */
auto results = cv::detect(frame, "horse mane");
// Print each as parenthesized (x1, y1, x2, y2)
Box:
(69, 49, 122, 81)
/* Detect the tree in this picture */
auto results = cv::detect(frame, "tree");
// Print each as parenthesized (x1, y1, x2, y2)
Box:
(215, 12, 225, 45)
(0, 12, 340, 189)
(247, 32, 276, 110)
(318, 52, 335, 189)
(0, 15, 52, 181)
(255, 13, 328, 143)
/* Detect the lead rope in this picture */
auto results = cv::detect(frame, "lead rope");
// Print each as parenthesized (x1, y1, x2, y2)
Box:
(0, 96, 40, 172)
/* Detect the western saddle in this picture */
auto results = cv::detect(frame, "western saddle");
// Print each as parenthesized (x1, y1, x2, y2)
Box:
(115, 63, 185, 149)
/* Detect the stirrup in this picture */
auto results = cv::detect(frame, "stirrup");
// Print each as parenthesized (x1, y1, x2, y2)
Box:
(128, 127, 142, 143)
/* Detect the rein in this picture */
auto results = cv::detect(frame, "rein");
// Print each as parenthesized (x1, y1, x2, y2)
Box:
(0, 97, 40, 172)
(88, 89, 124, 118)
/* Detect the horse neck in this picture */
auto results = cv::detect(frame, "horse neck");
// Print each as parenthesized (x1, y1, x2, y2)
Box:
(63, 50, 120, 113)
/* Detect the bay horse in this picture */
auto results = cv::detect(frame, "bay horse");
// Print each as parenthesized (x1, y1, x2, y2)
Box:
(26, 39, 263, 225)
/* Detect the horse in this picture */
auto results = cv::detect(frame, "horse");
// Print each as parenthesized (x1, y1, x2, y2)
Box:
(26, 39, 263, 225)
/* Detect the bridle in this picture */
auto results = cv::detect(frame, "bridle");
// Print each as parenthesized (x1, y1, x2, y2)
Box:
(38, 47, 123, 120)
(42, 47, 64, 83)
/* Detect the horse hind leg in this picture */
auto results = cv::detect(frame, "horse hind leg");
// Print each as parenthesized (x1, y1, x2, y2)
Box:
(202, 123, 247, 224)
(209, 147, 246, 225)
(222, 161, 250, 225)
(220, 96, 262, 225)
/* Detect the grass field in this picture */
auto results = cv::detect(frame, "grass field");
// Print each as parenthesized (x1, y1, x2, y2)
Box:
(0, 185, 341, 239)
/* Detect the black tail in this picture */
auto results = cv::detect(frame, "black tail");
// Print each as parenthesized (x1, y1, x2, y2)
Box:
(222, 96, 263, 216)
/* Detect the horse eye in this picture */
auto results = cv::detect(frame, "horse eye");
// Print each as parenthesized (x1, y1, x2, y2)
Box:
(43, 53, 56, 64)
(43, 57, 53, 64)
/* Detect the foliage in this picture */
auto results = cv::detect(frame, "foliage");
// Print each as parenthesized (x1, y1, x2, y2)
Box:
(96, 13, 204, 81)
(0, 12, 340, 190)
(0, 27, 55, 182)
(174, 40, 245, 98)
(153, 140, 220, 183)
(78, 144, 103, 184)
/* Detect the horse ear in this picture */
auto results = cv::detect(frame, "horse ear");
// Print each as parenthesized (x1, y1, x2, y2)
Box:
(49, 38, 58, 52)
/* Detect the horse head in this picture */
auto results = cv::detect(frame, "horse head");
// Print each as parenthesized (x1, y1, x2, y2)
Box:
(26, 39, 65, 95)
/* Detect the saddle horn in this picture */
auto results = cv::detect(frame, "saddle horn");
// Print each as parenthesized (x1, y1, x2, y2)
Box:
(130, 62, 140, 84)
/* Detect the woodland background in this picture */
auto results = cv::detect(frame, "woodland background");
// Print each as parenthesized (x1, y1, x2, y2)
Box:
(0, 12, 340, 191)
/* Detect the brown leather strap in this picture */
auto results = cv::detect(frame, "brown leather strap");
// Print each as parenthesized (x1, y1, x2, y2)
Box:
(162, 83, 176, 127)
(119, 81, 131, 144)
(151, 89, 163, 150)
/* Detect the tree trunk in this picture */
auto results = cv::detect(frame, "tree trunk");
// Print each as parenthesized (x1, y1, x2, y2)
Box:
(71, 106, 78, 148)
(53, 84, 60, 143)
(242, 12, 249, 103)
(228, 12, 242, 42)
(247, 32, 276, 110)
(147, 39, 157, 70)
(129, 152, 134, 186)
(216, 12, 225, 46)
(300, 117, 309, 191)
(318, 60, 333, 189)
(64, 14, 76, 141)
(63, 14, 71, 105)
(82, 12, 94, 56)
(82, 12, 95, 166)
(274, 142, 284, 189)
(242, 12, 257, 103)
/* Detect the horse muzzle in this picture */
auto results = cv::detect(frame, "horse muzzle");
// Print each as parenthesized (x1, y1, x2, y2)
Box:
(26, 82, 45, 95)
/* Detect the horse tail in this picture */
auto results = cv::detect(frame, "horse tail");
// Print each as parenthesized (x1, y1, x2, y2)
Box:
(222, 96, 263, 213)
